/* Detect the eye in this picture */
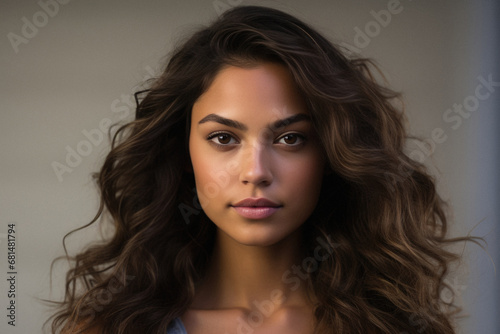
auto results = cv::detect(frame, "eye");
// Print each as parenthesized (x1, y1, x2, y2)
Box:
(207, 132, 238, 146)
(276, 133, 305, 146)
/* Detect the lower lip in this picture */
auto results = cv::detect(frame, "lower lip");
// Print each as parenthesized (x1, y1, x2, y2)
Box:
(232, 206, 280, 219)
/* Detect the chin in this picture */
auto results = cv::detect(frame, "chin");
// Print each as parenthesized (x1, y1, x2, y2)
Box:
(222, 225, 300, 248)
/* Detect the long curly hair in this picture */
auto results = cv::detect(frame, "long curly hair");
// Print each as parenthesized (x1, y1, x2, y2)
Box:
(49, 5, 474, 334)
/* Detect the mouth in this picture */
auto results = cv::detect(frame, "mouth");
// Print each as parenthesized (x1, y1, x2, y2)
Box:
(230, 198, 282, 219)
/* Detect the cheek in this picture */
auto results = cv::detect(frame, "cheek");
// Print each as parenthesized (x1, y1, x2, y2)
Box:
(189, 140, 210, 206)
(282, 154, 324, 202)
(190, 148, 233, 209)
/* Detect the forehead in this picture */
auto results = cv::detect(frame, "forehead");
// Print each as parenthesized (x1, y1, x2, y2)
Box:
(192, 63, 308, 123)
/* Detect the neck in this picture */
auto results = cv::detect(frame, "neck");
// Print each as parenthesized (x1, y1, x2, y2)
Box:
(192, 226, 313, 311)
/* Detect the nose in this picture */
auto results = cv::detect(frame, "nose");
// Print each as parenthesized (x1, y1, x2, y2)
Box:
(239, 144, 273, 186)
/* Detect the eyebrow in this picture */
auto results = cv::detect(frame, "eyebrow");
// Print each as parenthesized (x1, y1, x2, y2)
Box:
(198, 113, 310, 131)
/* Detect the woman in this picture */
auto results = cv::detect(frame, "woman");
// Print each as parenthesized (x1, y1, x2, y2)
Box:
(50, 5, 473, 334)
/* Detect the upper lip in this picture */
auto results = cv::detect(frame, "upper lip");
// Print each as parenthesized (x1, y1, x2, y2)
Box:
(232, 198, 281, 207)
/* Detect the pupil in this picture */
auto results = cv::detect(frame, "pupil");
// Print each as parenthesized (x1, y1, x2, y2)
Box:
(219, 134, 230, 144)
(285, 135, 296, 144)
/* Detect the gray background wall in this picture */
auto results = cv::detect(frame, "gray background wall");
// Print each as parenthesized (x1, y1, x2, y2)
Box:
(0, 0, 498, 333)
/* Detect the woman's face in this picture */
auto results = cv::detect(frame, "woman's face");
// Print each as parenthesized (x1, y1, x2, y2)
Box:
(189, 62, 325, 246)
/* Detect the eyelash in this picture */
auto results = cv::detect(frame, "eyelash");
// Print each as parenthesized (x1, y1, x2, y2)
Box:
(206, 131, 307, 149)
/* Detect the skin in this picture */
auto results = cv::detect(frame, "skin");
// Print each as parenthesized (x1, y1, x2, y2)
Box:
(185, 62, 325, 333)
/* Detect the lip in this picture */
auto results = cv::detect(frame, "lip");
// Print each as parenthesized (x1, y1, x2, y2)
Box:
(232, 198, 281, 207)
(231, 198, 282, 219)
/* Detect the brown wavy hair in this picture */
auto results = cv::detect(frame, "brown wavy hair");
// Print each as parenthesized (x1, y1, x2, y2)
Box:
(49, 5, 475, 334)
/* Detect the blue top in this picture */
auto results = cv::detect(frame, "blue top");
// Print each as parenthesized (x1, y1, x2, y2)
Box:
(167, 317, 188, 334)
